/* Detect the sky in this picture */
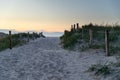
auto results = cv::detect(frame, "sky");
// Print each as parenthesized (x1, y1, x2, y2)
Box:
(0, 0, 120, 32)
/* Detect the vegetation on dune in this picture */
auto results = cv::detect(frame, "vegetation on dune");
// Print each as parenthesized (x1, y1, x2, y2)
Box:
(60, 30, 81, 48)
(87, 60, 120, 80)
(87, 63, 111, 76)
(0, 32, 41, 51)
(61, 23, 120, 79)
(60, 23, 120, 52)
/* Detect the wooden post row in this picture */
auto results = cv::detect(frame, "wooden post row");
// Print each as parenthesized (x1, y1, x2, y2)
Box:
(9, 31, 12, 49)
(105, 30, 110, 56)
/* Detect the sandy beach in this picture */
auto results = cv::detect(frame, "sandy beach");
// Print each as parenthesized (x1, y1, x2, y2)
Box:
(0, 37, 116, 80)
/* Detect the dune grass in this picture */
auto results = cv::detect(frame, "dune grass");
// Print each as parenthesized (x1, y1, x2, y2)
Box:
(60, 23, 120, 53)
(0, 33, 40, 51)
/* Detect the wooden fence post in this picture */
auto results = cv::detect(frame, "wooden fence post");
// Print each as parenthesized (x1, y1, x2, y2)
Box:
(89, 29, 93, 45)
(9, 31, 12, 49)
(33, 32, 35, 40)
(35, 32, 37, 39)
(27, 32, 29, 42)
(76, 23, 79, 33)
(105, 30, 110, 56)
(82, 26, 84, 40)
(19, 33, 22, 39)
(39, 32, 41, 37)
(71, 25, 73, 30)
(73, 24, 76, 31)
(76, 23, 79, 29)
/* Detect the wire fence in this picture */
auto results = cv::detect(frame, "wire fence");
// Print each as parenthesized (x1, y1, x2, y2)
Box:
(61, 23, 120, 56)
(0, 31, 45, 51)
(81, 25, 120, 56)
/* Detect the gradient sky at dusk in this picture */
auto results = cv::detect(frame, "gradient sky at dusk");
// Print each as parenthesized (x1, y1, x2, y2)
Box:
(0, 0, 120, 32)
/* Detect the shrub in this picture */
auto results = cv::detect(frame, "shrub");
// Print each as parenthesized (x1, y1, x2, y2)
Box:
(88, 64, 111, 76)
(0, 37, 10, 51)
(95, 65, 110, 75)
(62, 34, 78, 48)
(89, 44, 105, 49)
(0, 33, 36, 51)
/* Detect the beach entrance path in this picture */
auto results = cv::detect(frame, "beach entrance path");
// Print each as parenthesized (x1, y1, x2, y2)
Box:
(0, 37, 116, 80)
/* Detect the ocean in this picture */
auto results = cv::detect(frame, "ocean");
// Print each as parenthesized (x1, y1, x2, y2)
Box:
(0, 29, 63, 37)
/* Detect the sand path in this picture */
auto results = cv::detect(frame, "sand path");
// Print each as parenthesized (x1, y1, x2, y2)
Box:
(0, 37, 116, 80)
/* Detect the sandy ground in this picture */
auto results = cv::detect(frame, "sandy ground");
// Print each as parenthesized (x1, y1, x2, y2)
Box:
(0, 37, 116, 80)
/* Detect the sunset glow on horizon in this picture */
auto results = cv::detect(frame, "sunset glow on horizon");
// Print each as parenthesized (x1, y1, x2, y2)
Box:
(0, 0, 120, 32)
